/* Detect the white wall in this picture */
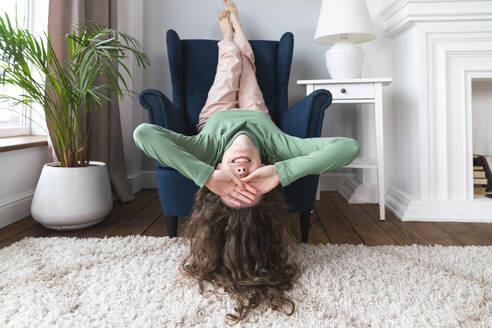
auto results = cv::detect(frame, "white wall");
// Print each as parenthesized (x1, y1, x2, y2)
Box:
(0, 146, 47, 227)
(389, 25, 421, 199)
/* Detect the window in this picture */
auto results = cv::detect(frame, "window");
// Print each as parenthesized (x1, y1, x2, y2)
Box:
(0, 0, 49, 137)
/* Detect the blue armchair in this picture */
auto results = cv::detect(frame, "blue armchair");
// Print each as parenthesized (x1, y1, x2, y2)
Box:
(138, 29, 332, 243)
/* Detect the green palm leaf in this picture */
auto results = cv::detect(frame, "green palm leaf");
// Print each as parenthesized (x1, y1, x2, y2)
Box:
(0, 14, 150, 167)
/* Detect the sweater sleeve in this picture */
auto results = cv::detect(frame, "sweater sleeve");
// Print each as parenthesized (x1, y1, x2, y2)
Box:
(133, 123, 216, 187)
(272, 134, 360, 187)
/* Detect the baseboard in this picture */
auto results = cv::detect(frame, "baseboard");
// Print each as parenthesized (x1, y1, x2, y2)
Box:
(385, 186, 411, 220)
(0, 190, 34, 228)
(319, 171, 356, 192)
(328, 174, 378, 204)
(338, 177, 360, 202)
(403, 199, 492, 223)
(127, 170, 157, 193)
(386, 186, 492, 223)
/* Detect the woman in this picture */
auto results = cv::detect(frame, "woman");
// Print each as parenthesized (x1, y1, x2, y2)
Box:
(133, 0, 360, 324)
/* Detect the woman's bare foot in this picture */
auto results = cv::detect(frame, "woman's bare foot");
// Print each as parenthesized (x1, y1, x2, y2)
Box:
(218, 10, 232, 40)
(223, 0, 249, 46)
(222, 0, 241, 31)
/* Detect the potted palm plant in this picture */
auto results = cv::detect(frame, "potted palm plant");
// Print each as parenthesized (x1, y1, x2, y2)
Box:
(0, 15, 149, 230)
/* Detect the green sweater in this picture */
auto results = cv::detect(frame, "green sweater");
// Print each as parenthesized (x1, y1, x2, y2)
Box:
(133, 109, 360, 188)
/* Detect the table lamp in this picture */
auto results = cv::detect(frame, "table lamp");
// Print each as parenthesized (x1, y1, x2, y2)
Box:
(314, 0, 376, 79)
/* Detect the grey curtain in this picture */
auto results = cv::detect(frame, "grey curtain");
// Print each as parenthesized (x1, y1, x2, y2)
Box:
(47, 0, 135, 203)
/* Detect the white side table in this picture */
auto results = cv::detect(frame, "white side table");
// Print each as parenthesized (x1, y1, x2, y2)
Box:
(297, 78, 392, 220)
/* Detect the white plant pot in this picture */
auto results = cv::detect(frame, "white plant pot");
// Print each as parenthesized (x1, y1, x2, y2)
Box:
(31, 161, 113, 230)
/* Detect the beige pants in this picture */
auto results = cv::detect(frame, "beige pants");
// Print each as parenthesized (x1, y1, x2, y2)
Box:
(196, 37, 270, 132)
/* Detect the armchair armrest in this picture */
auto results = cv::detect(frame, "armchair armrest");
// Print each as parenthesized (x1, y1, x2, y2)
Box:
(138, 89, 187, 134)
(279, 89, 332, 138)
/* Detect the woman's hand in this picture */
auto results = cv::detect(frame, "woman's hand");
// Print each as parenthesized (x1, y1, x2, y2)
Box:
(205, 169, 259, 205)
(240, 165, 280, 196)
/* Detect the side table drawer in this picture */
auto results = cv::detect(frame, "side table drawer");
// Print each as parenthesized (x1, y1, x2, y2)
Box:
(313, 83, 374, 99)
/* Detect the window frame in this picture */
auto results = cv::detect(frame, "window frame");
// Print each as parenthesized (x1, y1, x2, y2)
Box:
(0, 0, 44, 138)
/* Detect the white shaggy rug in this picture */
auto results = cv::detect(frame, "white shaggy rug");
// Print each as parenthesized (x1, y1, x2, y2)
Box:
(0, 236, 491, 328)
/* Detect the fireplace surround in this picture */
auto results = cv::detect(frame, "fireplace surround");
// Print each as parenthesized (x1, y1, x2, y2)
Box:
(379, 0, 492, 222)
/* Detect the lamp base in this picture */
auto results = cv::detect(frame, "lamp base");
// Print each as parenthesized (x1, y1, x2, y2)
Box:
(325, 40, 363, 79)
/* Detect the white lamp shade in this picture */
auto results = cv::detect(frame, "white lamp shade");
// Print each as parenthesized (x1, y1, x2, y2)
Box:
(314, 0, 376, 44)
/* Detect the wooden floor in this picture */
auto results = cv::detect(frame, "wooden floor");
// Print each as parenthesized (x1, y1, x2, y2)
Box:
(1, 189, 492, 249)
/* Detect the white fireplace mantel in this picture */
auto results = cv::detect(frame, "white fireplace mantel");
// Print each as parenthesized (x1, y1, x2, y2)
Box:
(379, 0, 492, 222)
(379, 0, 492, 36)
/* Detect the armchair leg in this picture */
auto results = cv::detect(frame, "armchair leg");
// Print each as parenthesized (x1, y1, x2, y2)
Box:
(165, 216, 178, 238)
(299, 211, 310, 243)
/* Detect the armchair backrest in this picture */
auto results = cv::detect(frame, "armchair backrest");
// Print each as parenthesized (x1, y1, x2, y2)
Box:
(166, 29, 293, 135)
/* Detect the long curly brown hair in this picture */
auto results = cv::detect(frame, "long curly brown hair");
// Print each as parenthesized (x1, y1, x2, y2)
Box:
(179, 185, 299, 325)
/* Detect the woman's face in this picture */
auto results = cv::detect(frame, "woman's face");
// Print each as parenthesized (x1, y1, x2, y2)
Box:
(216, 141, 264, 207)
(217, 143, 263, 178)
